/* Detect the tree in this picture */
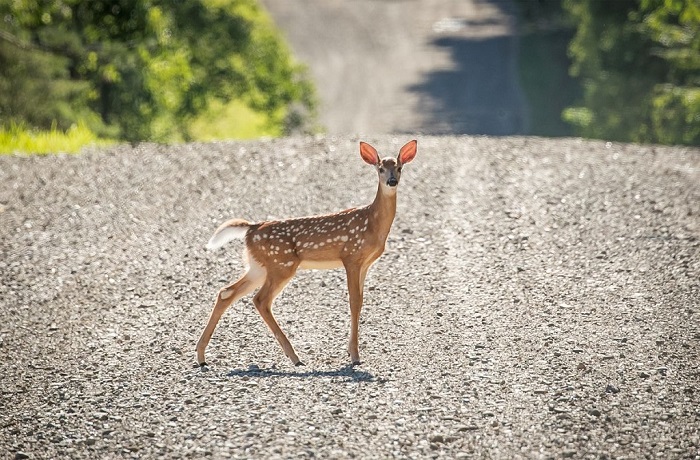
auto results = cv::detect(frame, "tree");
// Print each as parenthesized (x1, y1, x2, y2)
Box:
(0, 0, 316, 142)
(563, 0, 699, 146)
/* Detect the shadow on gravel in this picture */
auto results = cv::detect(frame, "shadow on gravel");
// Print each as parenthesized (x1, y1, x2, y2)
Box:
(226, 364, 376, 382)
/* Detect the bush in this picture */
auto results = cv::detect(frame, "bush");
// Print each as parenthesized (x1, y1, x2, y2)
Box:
(0, 1, 317, 143)
(564, 0, 700, 145)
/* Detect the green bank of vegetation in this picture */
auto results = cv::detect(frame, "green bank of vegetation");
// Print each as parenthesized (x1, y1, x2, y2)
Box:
(0, 122, 110, 155)
(518, 0, 699, 146)
(0, 0, 316, 154)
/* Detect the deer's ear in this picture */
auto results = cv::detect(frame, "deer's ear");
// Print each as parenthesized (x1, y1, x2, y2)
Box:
(398, 140, 417, 164)
(360, 142, 380, 165)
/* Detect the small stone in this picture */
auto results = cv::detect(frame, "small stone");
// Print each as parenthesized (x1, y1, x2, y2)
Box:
(457, 425, 478, 431)
(562, 450, 576, 458)
(15, 453, 30, 460)
(588, 409, 601, 417)
(429, 434, 445, 443)
(606, 384, 620, 394)
(639, 371, 651, 378)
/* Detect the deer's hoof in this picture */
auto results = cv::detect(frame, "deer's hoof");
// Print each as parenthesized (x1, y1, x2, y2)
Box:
(295, 361, 306, 367)
(198, 362, 208, 369)
(351, 360, 362, 366)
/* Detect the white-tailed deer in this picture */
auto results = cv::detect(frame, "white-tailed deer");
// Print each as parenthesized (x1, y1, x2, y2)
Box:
(197, 140, 417, 367)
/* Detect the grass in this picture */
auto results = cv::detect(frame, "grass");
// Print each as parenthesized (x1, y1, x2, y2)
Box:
(514, 0, 581, 138)
(0, 122, 112, 155)
(0, 98, 281, 156)
(189, 98, 283, 141)
(518, 29, 581, 137)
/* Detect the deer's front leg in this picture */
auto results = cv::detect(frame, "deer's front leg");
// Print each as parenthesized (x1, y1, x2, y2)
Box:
(344, 264, 367, 365)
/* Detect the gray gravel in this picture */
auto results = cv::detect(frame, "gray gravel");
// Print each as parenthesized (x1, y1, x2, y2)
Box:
(1, 136, 699, 459)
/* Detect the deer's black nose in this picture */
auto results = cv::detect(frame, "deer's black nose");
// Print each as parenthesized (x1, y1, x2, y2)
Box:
(387, 178, 398, 187)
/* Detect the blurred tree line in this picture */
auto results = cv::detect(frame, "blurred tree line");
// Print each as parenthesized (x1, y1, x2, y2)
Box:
(520, 0, 699, 146)
(0, 0, 316, 142)
(564, 0, 699, 145)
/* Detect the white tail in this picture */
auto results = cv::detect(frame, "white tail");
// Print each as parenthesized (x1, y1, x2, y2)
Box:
(206, 219, 250, 250)
(197, 140, 417, 367)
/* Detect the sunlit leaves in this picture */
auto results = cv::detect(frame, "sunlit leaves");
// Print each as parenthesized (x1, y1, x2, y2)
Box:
(564, 0, 699, 145)
(0, 0, 317, 142)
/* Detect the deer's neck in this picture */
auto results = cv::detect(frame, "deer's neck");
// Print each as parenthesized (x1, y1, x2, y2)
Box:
(368, 184, 397, 243)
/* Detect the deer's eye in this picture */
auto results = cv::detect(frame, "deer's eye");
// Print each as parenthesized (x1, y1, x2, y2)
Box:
(379, 167, 385, 173)
(397, 167, 402, 172)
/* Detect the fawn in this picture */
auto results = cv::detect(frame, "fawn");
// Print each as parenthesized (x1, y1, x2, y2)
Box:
(197, 140, 417, 367)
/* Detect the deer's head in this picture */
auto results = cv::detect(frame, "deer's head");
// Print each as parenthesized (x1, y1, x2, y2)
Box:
(360, 140, 417, 192)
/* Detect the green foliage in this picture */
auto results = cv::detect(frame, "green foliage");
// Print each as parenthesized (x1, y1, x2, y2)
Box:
(0, 0, 316, 143)
(564, 0, 700, 145)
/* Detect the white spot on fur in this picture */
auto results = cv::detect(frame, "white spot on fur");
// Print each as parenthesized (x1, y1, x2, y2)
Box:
(340, 235, 348, 242)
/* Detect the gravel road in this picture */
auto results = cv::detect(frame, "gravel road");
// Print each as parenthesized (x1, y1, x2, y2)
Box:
(1, 136, 699, 459)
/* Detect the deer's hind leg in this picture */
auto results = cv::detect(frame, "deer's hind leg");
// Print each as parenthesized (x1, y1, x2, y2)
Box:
(196, 257, 266, 366)
(252, 266, 303, 366)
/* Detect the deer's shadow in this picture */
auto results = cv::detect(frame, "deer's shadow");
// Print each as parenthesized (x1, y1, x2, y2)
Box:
(226, 363, 376, 382)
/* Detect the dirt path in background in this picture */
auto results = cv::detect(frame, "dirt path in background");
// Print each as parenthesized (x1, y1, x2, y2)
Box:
(261, 0, 529, 135)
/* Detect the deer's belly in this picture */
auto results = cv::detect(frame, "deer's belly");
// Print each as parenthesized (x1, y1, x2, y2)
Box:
(298, 259, 344, 270)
